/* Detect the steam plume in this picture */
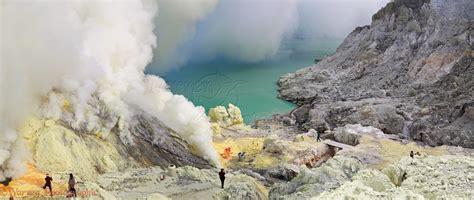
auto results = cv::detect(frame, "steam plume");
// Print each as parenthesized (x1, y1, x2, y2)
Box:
(153, 0, 218, 69)
(189, 0, 299, 62)
(0, 0, 219, 180)
(151, 0, 390, 67)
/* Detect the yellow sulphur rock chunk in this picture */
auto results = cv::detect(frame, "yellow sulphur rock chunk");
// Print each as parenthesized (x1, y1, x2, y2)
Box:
(228, 103, 244, 125)
(211, 123, 221, 135)
(63, 99, 72, 112)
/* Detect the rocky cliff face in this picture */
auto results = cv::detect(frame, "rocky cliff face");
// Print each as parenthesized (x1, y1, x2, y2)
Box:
(278, 0, 473, 148)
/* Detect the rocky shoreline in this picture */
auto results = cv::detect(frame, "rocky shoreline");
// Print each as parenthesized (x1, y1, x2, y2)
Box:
(277, 0, 473, 148)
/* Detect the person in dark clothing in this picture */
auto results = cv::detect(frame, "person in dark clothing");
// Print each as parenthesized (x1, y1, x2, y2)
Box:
(409, 151, 415, 165)
(1, 177, 12, 186)
(68, 173, 76, 198)
(218, 169, 226, 189)
(399, 171, 408, 186)
(316, 132, 321, 142)
(43, 174, 53, 196)
(238, 152, 246, 162)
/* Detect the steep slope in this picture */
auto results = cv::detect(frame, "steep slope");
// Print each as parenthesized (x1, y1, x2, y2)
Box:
(278, 0, 473, 147)
(20, 105, 212, 181)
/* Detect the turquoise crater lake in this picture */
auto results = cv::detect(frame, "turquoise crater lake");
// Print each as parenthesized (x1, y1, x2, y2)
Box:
(146, 39, 341, 124)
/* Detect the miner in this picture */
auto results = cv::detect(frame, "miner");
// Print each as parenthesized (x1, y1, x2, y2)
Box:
(68, 173, 77, 198)
(43, 173, 53, 196)
(219, 168, 226, 189)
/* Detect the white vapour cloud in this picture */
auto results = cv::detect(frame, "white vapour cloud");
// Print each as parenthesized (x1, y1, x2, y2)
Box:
(1, 0, 219, 180)
(126, 76, 217, 162)
(153, 0, 218, 69)
(297, 0, 390, 39)
(1, 0, 88, 179)
(190, 0, 299, 62)
(150, 0, 389, 67)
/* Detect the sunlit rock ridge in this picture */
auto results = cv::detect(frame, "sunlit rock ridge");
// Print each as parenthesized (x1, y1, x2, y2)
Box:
(278, 0, 473, 148)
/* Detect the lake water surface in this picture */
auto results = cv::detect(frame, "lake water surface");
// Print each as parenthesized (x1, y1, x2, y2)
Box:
(147, 38, 341, 123)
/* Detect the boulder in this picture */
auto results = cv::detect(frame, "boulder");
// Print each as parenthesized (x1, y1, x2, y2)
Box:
(209, 104, 245, 134)
(331, 124, 385, 146)
(269, 156, 363, 199)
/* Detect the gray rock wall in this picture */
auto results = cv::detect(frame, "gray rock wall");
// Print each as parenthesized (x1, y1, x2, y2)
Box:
(278, 0, 473, 148)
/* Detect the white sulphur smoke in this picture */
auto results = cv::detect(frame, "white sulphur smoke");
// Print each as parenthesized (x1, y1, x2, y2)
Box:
(153, 0, 218, 69)
(0, 0, 219, 180)
(192, 0, 299, 62)
(152, 0, 390, 67)
(297, 0, 390, 39)
(1, 0, 88, 180)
